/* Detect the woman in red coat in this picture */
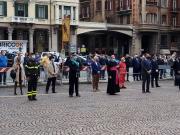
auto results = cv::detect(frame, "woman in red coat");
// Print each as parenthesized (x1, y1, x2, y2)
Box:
(119, 57, 127, 89)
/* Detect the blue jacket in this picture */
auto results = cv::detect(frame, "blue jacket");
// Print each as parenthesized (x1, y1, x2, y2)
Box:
(0, 55, 8, 67)
(91, 61, 101, 75)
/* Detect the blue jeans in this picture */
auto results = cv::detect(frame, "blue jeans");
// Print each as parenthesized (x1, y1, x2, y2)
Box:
(0, 72, 7, 84)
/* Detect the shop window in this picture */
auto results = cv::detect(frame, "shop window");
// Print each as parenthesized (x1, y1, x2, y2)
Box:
(160, 35, 168, 49)
(35, 4, 48, 19)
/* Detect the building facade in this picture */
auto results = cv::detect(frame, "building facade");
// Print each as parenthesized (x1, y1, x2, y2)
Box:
(0, 0, 79, 53)
(79, 0, 180, 56)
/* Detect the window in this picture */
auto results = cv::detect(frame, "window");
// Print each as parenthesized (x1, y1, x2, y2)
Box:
(15, 3, 28, 17)
(35, 4, 48, 19)
(64, 6, 71, 18)
(173, 0, 176, 10)
(146, 13, 157, 24)
(0, 2, 7, 16)
(0, 4, 3, 16)
(172, 16, 176, 27)
(81, 6, 90, 18)
(105, 0, 112, 11)
(146, 0, 158, 6)
(18, 4, 24, 16)
(38, 6, 45, 18)
(96, 1, 101, 11)
(59, 6, 62, 19)
(161, 0, 168, 8)
(161, 15, 167, 24)
(73, 7, 76, 20)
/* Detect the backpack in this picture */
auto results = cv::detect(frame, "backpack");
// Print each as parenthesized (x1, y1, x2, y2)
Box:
(10, 69, 16, 80)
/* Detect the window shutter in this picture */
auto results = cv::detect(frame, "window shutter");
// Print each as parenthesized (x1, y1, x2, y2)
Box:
(3, 1, 7, 16)
(25, 3, 28, 17)
(35, 4, 39, 18)
(45, 5, 48, 19)
(14, 2, 18, 16)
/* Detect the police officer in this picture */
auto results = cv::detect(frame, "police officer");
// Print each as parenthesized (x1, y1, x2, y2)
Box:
(65, 54, 82, 97)
(25, 54, 40, 101)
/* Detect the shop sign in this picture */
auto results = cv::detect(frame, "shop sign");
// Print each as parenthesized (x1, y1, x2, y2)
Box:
(0, 40, 27, 54)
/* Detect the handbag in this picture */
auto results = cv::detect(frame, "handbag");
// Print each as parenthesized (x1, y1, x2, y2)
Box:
(10, 69, 16, 80)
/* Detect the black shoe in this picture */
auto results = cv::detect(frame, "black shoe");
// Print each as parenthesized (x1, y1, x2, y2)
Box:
(146, 91, 151, 93)
(32, 97, 37, 101)
(152, 86, 154, 88)
(52, 91, 56, 93)
(28, 97, 32, 101)
(76, 94, 81, 97)
(14, 93, 17, 95)
(142, 91, 146, 93)
(156, 85, 160, 87)
(69, 95, 73, 97)
(21, 92, 23, 95)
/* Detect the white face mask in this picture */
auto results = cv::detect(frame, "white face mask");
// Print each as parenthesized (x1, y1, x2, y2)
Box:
(32, 55, 35, 58)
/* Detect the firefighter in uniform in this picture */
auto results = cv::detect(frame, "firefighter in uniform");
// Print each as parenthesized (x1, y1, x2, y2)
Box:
(25, 56, 40, 101)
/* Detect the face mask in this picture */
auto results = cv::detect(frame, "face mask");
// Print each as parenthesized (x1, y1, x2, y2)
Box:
(32, 55, 35, 58)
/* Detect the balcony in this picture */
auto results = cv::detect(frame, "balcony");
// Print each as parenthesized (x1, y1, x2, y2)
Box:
(11, 16, 34, 24)
(116, 8, 132, 15)
(170, 8, 179, 14)
(55, 18, 78, 26)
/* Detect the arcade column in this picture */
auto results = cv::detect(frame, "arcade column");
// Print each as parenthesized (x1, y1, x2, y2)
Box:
(8, 28, 13, 40)
(29, 29, 34, 53)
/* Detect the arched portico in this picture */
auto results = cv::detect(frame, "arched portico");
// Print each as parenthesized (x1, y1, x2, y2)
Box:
(77, 30, 132, 57)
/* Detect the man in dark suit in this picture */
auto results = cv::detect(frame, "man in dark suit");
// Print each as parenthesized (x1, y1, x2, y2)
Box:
(65, 54, 82, 97)
(151, 55, 160, 88)
(91, 56, 101, 91)
(141, 53, 152, 93)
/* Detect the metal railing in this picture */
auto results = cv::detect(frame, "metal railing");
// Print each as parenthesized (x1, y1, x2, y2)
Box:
(0, 65, 175, 87)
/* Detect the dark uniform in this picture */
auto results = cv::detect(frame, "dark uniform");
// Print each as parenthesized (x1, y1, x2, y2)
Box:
(25, 58, 40, 101)
(151, 58, 160, 88)
(65, 56, 82, 97)
(173, 57, 180, 90)
(141, 57, 152, 93)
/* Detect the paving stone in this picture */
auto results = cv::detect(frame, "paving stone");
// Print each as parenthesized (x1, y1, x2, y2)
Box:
(0, 80, 180, 135)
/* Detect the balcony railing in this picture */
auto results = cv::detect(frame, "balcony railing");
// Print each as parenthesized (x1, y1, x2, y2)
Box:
(55, 18, 78, 25)
(11, 16, 34, 24)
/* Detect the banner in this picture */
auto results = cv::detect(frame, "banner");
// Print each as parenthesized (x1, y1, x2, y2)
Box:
(62, 17, 71, 42)
(0, 40, 27, 54)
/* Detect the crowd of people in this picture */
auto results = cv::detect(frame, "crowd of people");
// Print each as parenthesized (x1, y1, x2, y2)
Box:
(0, 50, 180, 101)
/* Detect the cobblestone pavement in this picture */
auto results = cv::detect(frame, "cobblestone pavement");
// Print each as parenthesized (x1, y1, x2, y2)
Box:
(0, 80, 180, 135)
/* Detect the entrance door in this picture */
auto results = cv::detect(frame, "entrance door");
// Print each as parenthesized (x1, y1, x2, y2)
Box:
(142, 35, 150, 54)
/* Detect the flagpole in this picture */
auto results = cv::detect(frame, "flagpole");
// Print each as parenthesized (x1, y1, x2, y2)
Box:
(61, 17, 65, 58)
